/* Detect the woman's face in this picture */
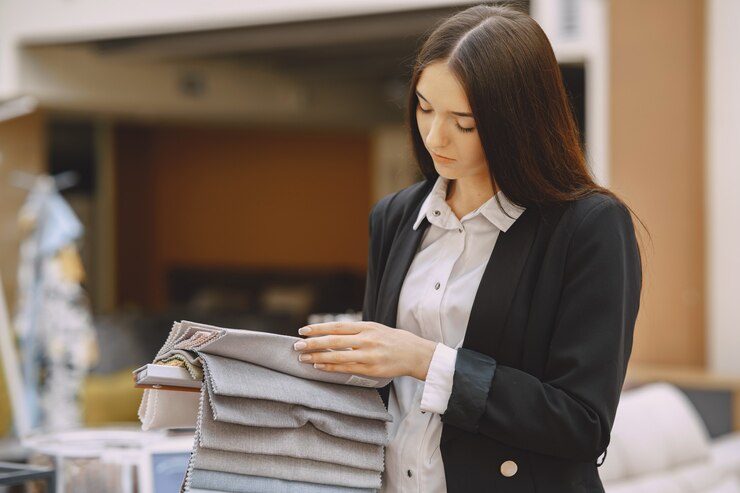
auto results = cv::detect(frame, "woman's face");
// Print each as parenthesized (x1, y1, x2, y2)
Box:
(415, 60, 489, 183)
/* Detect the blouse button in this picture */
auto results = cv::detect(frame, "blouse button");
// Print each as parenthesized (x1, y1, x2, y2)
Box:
(407, 469, 413, 478)
(458, 228, 463, 233)
(433, 210, 441, 216)
(500, 460, 518, 477)
(434, 282, 441, 290)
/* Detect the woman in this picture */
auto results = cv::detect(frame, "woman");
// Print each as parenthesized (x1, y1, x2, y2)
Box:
(293, 4, 642, 492)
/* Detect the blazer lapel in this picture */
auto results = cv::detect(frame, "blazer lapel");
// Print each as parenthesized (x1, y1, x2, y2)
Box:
(376, 218, 429, 328)
(462, 208, 539, 354)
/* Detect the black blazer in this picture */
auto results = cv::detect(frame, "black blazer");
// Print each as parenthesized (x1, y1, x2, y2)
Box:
(362, 180, 641, 493)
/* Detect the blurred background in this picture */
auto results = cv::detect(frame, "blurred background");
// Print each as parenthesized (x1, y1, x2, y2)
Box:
(0, 0, 739, 492)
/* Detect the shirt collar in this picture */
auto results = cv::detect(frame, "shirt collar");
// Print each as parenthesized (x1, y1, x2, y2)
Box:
(413, 176, 525, 232)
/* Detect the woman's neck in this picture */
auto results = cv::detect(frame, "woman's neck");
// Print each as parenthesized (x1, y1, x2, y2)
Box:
(445, 177, 496, 219)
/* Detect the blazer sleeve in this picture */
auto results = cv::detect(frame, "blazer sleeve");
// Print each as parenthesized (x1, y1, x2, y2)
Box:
(441, 198, 642, 461)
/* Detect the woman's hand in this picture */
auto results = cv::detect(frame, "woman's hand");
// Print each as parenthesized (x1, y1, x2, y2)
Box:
(293, 321, 438, 381)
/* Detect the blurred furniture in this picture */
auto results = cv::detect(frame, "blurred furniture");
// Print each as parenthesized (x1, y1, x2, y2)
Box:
(25, 428, 191, 493)
(599, 382, 740, 493)
(0, 461, 55, 491)
(82, 368, 144, 425)
(627, 364, 740, 434)
(167, 266, 366, 333)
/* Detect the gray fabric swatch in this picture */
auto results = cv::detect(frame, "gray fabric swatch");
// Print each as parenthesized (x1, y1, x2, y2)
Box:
(157, 322, 219, 358)
(193, 448, 381, 489)
(201, 353, 391, 422)
(198, 400, 385, 471)
(158, 320, 391, 388)
(208, 392, 388, 445)
(190, 469, 376, 493)
(147, 321, 391, 493)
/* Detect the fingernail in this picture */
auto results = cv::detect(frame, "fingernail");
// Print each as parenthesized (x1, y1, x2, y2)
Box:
(298, 326, 311, 335)
(314, 363, 325, 369)
(293, 341, 307, 351)
(298, 354, 312, 362)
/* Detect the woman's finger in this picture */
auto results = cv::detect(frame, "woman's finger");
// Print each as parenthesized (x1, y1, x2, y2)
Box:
(312, 362, 370, 374)
(297, 322, 364, 336)
(293, 335, 360, 351)
(298, 348, 366, 365)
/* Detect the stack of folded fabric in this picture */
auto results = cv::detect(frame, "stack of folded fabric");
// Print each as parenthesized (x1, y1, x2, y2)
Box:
(137, 321, 392, 493)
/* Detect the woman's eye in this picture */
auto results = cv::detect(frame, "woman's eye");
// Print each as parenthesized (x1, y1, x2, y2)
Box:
(418, 106, 432, 113)
(456, 124, 475, 133)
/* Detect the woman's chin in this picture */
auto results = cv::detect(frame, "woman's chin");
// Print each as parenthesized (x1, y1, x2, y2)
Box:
(433, 164, 458, 180)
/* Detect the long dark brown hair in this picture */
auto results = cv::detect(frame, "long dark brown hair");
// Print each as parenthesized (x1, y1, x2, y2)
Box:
(407, 3, 611, 208)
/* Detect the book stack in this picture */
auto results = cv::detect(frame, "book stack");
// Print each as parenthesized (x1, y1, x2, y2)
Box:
(136, 321, 392, 493)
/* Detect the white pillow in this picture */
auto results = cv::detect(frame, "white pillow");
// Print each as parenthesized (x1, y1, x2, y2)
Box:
(601, 383, 710, 480)
(703, 476, 740, 493)
(604, 461, 726, 493)
(711, 432, 740, 477)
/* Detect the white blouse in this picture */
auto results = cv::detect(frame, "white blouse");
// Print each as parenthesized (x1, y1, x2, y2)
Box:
(381, 176, 525, 493)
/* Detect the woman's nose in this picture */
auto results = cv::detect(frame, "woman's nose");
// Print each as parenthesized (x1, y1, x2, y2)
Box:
(424, 116, 448, 149)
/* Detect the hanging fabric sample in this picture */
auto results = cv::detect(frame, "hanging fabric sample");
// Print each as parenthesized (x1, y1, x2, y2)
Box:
(13, 174, 98, 432)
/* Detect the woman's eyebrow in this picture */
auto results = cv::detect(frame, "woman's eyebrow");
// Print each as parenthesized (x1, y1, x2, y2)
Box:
(415, 90, 474, 117)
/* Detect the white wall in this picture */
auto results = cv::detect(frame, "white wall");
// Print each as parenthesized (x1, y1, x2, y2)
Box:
(1, 0, 474, 42)
(0, 0, 473, 99)
(706, 0, 740, 375)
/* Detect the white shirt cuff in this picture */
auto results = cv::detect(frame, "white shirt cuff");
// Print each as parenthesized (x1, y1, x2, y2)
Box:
(420, 343, 458, 414)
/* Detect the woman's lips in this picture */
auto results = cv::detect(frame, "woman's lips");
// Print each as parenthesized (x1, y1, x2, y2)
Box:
(431, 152, 455, 162)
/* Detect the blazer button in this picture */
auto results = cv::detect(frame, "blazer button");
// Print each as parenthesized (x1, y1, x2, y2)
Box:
(500, 460, 518, 477)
